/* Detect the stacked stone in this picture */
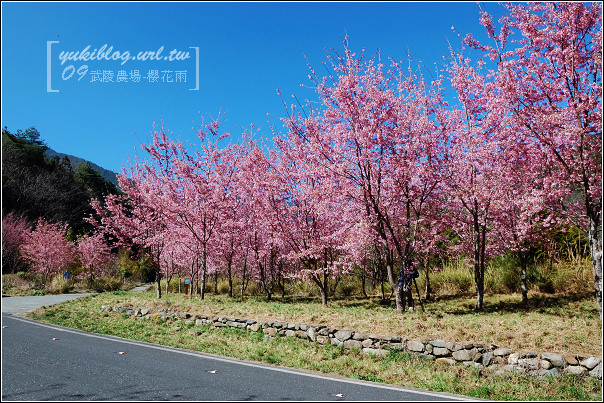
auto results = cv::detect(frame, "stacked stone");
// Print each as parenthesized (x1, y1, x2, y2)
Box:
(100, 305, 601, 380)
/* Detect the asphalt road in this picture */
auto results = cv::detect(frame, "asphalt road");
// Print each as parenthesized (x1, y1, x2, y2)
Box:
(1, 293, 93, 314)
(1, 294, 471, 401)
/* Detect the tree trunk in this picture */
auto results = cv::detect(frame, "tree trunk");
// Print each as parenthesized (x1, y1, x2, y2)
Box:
(395, 283, 404, 314)
(313, 276, 328, 307)
(380, 273, 386, 302)
(588, 210, 602, 319)
(200, 248, 207, 300)
(155, 269, 161, 299)
(227, 261, 233, 298)
(360, 267, 368, 298)
(240, 254, 249, 298)
(424, 266, 431, 301)
(474, 263, 484, 310)
(191, 260, 198, 298)
(472, 207, 486, 311)
(384, 251, 404, 313)
(200, 269, 206, 300)
(320, 287, 328, 307)
(519, 252, 528, 305)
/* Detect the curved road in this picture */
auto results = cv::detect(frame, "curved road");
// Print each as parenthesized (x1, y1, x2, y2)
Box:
(2, 294, 471, 401)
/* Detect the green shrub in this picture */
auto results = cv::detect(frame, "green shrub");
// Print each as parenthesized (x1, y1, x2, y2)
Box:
(338, 283, 357, 297)
(487, 254, 521, 294)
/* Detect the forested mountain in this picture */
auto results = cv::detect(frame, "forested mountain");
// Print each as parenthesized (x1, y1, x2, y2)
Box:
(2, 126, 120, 236)
(44, 149, 118, 186)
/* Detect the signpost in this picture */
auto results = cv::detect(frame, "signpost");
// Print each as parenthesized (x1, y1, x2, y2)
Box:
(184, 278, 191, 295)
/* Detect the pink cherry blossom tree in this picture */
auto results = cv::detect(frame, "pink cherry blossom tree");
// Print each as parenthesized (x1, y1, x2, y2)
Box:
(452, 2, 602, 315)
(77, 231, 113, 284)
(267, 132, 351, 306)
(113, 117, 244, 300)
(168, 117, 242, 300)
(444, 48, 512, 310)
(2, 213, 32, 273)
(281, 40, 450, 312)
(20, 218, 76, 283)
(237, 137, 293, 300)
(89, 124, 179, 298)
(160, 231, 190, 294)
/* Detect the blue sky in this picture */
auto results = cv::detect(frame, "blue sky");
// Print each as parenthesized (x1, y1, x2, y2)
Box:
(2, 2, 504, 174)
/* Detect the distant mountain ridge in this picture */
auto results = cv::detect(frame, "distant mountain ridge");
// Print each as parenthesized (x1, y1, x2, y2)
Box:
(44, 148, 119, 186)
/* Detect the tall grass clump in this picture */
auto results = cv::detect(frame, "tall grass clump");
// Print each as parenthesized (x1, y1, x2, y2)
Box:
(91, 276, 122, 292)
(2, 272, 44, 295)
(47, 275, 74, 294)
(428, 258, 474, 296)
(424, 252, 593, 298)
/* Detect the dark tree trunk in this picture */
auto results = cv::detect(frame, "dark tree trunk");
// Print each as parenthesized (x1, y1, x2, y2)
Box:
(240, 253, 249, 298)
(360, 267, 368, 298)
(155, 270, 162, 299)
(472, 205, 486, 311)
(312, 275, 328, 307)
(200, 247, 207, 300)
(227, 261, 233, 298)
(153, 250, 162, 299)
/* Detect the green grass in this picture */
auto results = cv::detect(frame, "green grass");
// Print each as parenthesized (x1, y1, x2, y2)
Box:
(27, 291, 602, 401)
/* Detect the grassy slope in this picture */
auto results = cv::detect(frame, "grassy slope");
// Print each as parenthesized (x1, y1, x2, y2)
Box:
(71, 289, 601, 357)
(28, 290, 602, 401)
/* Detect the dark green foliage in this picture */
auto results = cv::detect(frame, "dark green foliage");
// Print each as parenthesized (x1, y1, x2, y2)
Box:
(46, 148, 119, 186)
(2, 126, 119, 237)
(74, 162, 119, 202)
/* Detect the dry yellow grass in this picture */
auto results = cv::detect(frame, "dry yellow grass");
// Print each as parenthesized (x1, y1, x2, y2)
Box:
(105, 289, 601, 358)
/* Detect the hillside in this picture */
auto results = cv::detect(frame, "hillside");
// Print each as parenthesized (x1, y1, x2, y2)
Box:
(44, 149, 119, 186)
(2, 127, 122, 247)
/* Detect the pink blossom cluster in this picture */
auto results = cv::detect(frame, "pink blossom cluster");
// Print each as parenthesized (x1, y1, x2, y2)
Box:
(87, 3, 601, 313)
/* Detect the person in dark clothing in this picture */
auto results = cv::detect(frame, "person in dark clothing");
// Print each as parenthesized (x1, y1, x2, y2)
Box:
(398, 262, 419, 311)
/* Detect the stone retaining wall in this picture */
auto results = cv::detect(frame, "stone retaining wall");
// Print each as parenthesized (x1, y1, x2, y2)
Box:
(101, 304, 602, 380)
